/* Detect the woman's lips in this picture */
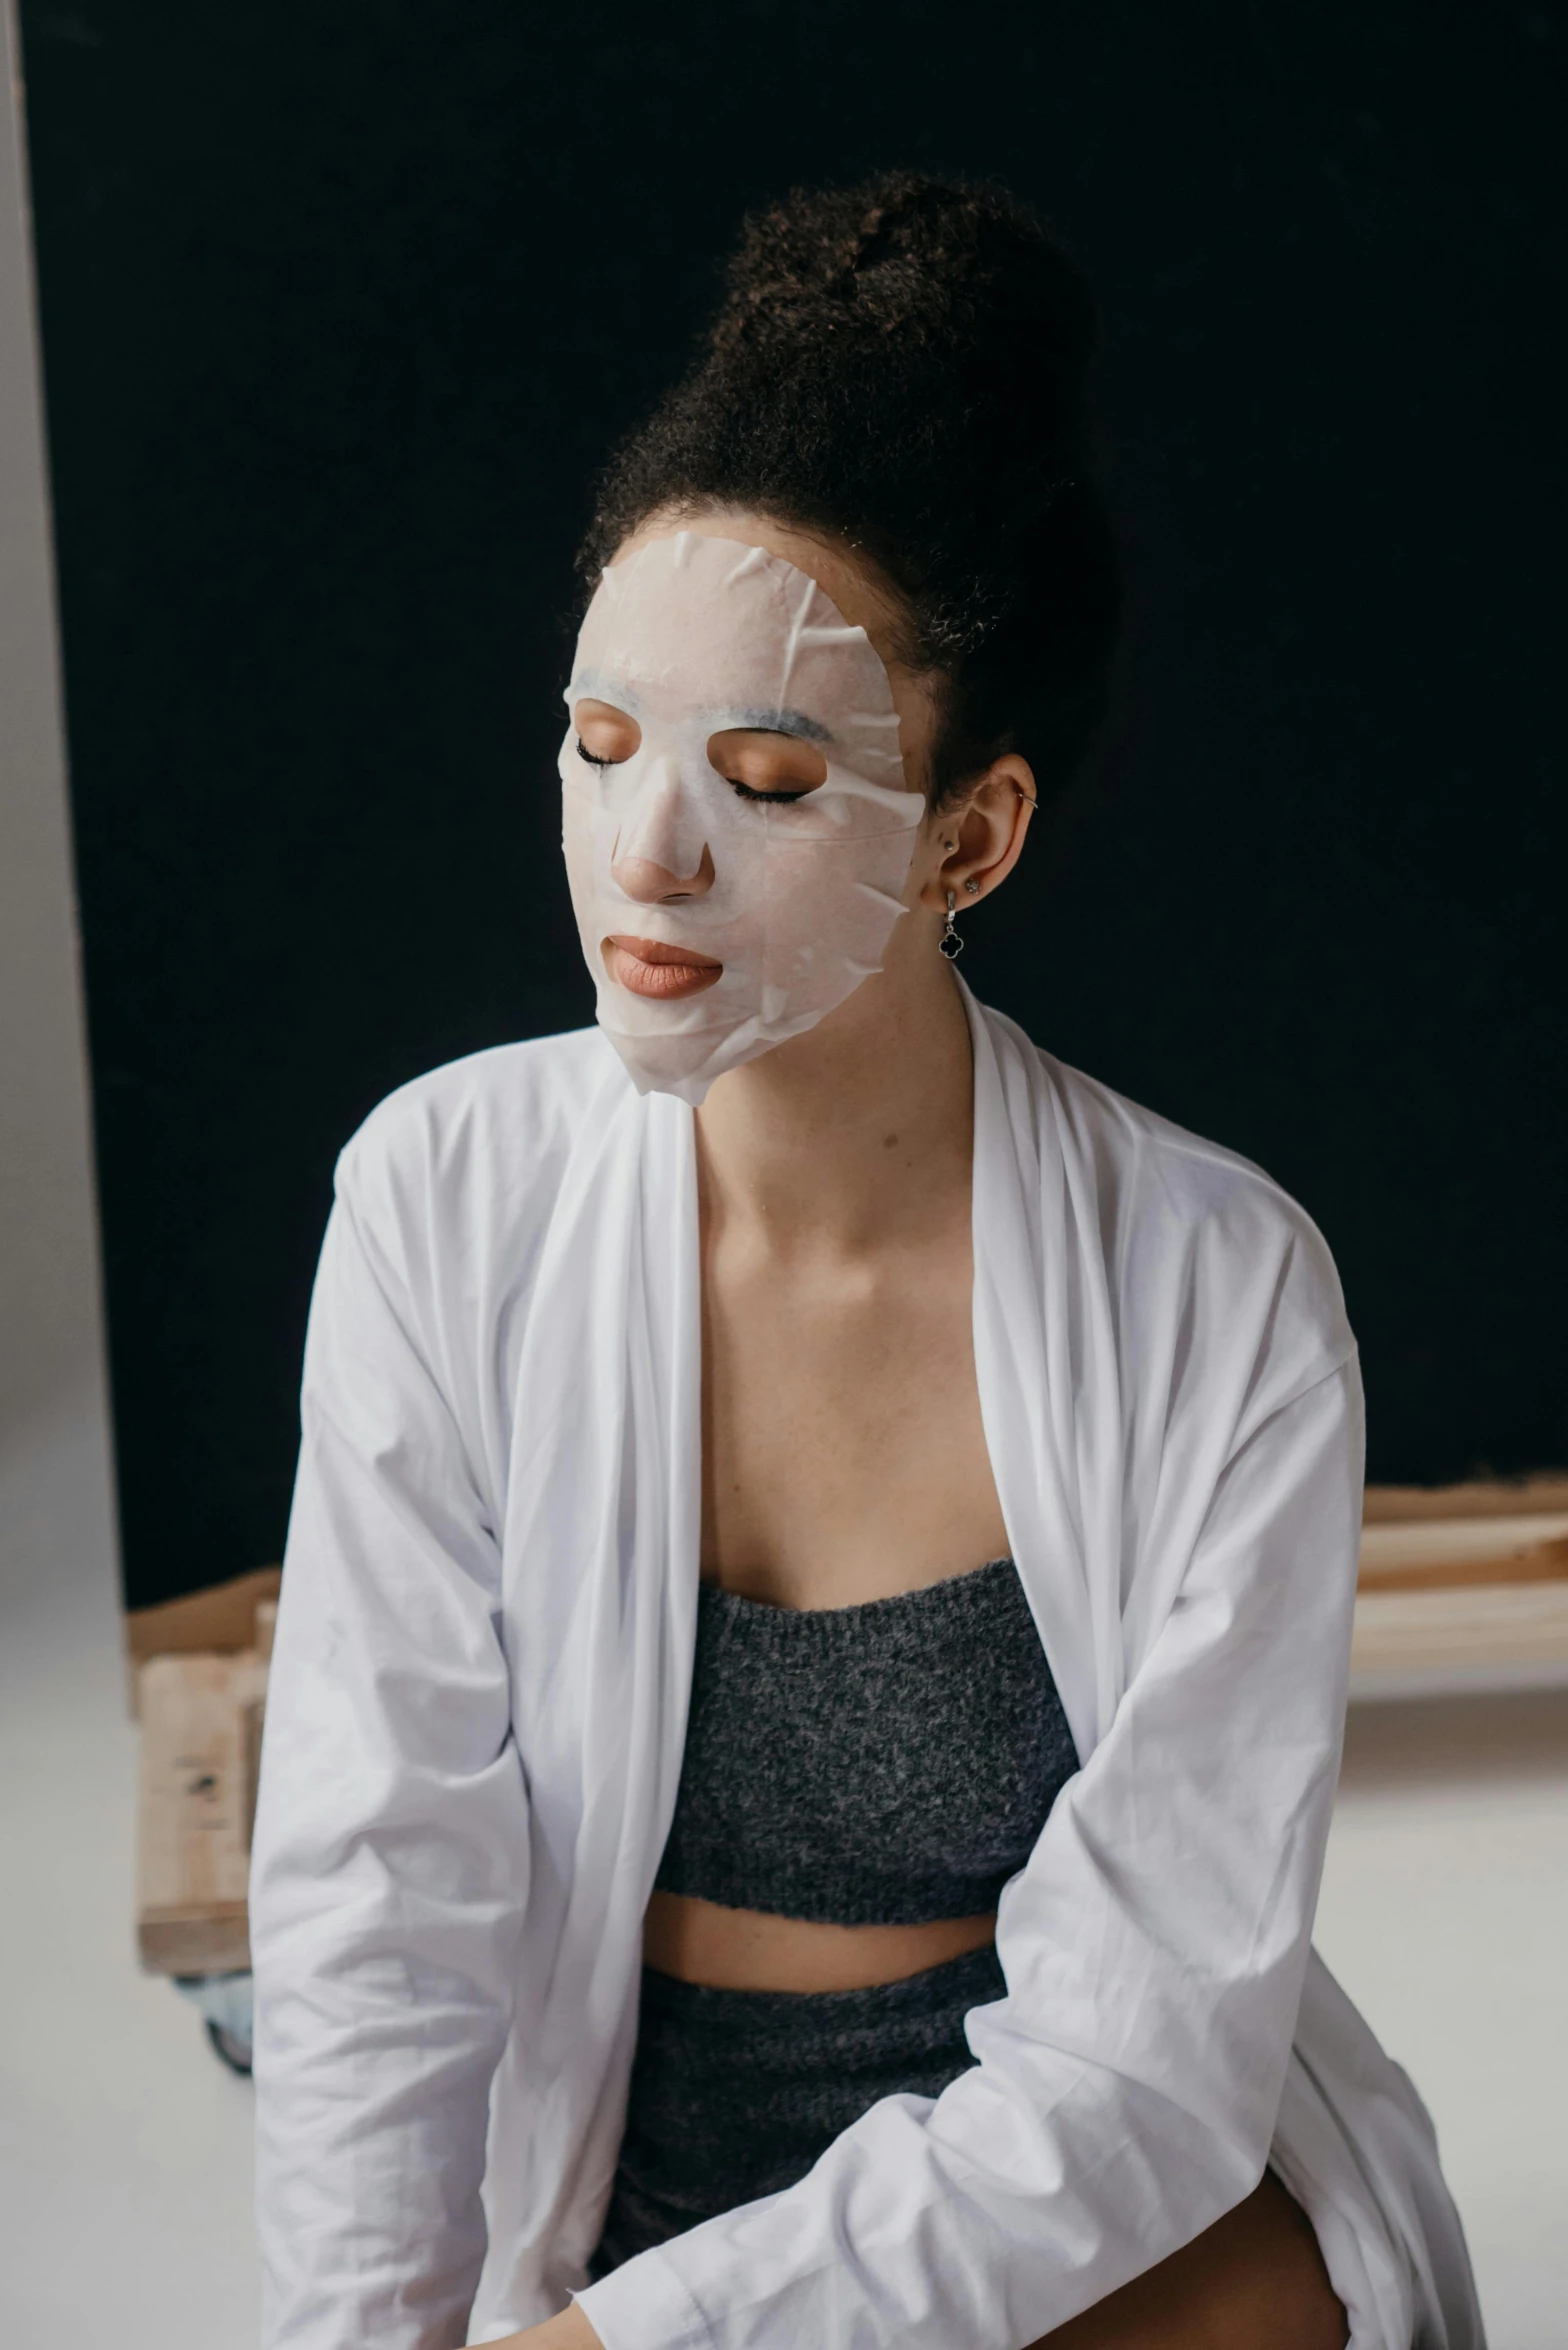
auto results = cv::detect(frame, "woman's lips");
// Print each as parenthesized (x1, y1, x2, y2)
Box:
(604, 934, 724, 1001)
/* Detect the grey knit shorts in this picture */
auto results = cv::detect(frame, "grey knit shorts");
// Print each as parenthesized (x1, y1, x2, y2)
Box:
(588, 1941, 1006, 2278)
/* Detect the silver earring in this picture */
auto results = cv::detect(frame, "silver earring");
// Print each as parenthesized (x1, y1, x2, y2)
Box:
(939, 888, 965, 959)
(964, 877, 980, 895)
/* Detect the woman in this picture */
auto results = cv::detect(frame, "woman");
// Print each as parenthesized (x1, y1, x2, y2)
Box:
(250, 176, 1481, 2350)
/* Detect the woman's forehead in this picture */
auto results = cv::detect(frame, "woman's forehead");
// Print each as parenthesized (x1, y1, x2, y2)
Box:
(572, 531, 894, 723)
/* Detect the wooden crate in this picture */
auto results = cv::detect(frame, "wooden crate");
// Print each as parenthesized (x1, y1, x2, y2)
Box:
(134, 1592, 272, 1975)
(125, 1479, 1568, 1973)
(1351, 1477, 1568, 1697)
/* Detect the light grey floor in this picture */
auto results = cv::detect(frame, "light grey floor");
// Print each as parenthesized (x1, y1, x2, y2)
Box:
(3, 1403, 1565, 2347)
(1316, 1689, 1568, 2350)
(0, 1398, 262, 2347)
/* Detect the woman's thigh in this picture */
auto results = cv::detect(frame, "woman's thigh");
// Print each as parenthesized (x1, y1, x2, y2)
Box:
(1030, 2171, 1348, 2350)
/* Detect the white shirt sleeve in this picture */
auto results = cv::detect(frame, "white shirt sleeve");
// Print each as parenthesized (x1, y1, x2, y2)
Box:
(575, 1350, 1365, 2350)
(250, 1146, 529, 2350)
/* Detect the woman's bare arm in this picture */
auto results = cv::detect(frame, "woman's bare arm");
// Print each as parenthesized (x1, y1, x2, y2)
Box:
(486, 2303, 603, 2350)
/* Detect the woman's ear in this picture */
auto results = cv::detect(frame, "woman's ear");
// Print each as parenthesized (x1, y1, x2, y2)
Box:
(918, 755, 1037, 911)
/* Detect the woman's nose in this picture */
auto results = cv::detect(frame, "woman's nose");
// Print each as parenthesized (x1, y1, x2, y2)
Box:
(610, 766, 716, 902)
(611, 842, 717, 902)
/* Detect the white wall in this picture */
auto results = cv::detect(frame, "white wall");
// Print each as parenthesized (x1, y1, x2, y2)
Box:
(0, 37, 210, 2349)
(0, 0, 119, 1618)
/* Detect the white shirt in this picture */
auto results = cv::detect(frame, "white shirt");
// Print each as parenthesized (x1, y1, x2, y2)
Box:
(249, 985, 1483, 2350)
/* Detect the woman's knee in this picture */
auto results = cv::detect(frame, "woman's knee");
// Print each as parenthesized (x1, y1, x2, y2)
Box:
(1027, 2170, 1348, 2350)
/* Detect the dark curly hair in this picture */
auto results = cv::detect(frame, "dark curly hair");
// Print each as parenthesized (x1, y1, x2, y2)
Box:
(579, 171, 1121, 820)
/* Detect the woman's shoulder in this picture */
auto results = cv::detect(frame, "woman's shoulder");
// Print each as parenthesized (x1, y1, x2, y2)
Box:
(1043, 1042, 1310, 1226)
(983, 1000, 1319, 1227)
(1070, 1049, 1352, 1402)
(330, 1025, 626, 1253)
(980, 1003, 1356, 1405)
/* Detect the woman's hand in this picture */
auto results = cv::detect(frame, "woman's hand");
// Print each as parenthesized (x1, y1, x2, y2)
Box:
(484, 2302, 605, 2350)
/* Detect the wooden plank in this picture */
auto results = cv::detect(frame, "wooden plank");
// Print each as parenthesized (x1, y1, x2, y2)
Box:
(124, 1565, 281, 1718)
(1352, 1486, 1568, 1690)
(127, 1565, 282, 1663)
(1351, 1581, 1568, 1678)
(1362, 1477, 1568, 1524)
(1358, 1524, 1568, 1592)
(136, 1649, 270, 1976)
(139, 1902, 253, 1977)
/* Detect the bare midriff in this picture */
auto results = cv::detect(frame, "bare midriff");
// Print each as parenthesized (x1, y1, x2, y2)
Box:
(642, 1889, 998, 1994)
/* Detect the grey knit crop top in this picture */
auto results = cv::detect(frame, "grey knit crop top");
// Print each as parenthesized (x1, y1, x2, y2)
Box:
(653, 1557, 1078, 1926)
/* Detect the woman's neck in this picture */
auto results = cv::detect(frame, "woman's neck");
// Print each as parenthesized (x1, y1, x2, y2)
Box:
(692, 934, 975, 1258)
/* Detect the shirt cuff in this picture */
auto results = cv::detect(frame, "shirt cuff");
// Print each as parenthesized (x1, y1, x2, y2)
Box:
(573, 2249, 712, 2350)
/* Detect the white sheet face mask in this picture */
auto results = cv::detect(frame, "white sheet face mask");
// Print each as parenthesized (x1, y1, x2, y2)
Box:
(559, 530, 923, 1106)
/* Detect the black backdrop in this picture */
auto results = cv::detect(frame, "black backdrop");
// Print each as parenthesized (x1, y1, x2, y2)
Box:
(20, 1, 1566, 1610)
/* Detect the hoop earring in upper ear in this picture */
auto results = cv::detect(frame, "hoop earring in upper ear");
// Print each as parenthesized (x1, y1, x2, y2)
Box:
(939, 889, 965, 960)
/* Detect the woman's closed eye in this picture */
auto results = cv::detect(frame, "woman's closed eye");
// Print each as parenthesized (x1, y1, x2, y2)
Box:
(572, 697, 642, 766)
(707, 728, 828, 803)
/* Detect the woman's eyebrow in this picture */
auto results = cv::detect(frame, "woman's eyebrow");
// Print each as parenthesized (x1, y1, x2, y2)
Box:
(723, 706, 833, 743)
(571, 671, 643, 716)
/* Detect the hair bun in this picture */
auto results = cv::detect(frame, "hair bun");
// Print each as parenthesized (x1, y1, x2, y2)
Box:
(583, 171, 1120, 819)
(713, 173, 1096, 439)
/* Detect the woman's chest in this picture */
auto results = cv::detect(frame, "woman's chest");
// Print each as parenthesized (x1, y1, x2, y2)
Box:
(698, 1229, 1010, 1607)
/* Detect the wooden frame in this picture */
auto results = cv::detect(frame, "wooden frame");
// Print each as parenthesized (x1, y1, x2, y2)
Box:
(131, 1574, 276, 1974)
(127, 1482, 1568, 1973)
(1350, 1477, 1568, 1698)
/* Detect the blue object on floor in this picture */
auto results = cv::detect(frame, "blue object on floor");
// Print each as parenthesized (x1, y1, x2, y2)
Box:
(172, 1970, 254, 2074)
